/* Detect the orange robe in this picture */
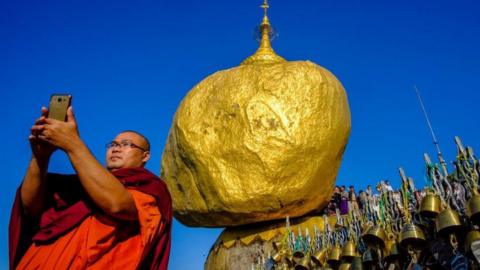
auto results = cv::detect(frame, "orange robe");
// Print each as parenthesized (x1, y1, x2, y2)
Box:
(16, 189, 163, 270)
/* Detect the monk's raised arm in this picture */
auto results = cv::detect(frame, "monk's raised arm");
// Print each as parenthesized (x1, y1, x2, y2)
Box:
(66, 141, 138, 220)
(21, 156, 49, 218)
(37, 108, 138, 220)
(21, 108, 56, 218)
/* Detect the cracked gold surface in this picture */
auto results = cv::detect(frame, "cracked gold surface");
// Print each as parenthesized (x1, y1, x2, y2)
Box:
(161, 59, 350, 226)
(160, 9, 351, 227)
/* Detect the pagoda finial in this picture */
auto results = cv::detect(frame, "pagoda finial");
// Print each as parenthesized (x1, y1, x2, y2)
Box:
(260, 0, 271, 27)
(241, 0, 285, 65)
(261, 0, 269, 19)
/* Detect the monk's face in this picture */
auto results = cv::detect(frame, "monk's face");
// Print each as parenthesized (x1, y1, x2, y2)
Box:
(106, 132, 150, 171)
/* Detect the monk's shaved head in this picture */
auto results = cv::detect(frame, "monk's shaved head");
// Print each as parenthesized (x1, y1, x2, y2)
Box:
(120, 130, 150, 151)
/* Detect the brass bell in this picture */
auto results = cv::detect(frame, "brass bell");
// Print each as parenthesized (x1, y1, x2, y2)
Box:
(294, 257, 311, 270)
(338, 262, 352, 270)
(362, 225, 386, 248)
(399, 223, 426, 250)
(327, 246, 342, 265)
(293, 250, 305, 259)
(384, 242, 400, 262)
(465, 230, 480, 254)
(310, 249, 327, 266)
(467, 195, 480, 224)
(385, 263, 400, 270)
(341, 241, 358, 259)
(285, 257, 295, 268)
(419, 193, 441, 218)
(436, 207, 462, 235)
(272, 252, 281, 262)
(350, 256, 364, 270)
(362, 248, 377, 264)
(272, 249, 287, 262)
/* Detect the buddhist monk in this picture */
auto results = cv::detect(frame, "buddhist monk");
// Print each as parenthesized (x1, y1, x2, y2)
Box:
(9, 106, 172, 270)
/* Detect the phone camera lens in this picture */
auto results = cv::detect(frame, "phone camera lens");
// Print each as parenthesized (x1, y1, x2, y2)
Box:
(58, 98, 62, 102)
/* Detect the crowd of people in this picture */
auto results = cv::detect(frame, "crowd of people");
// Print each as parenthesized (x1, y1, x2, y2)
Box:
(325, 180, 399, 216)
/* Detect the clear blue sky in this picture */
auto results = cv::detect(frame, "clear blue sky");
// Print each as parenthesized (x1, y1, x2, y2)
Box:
(1, 1, 479, 269)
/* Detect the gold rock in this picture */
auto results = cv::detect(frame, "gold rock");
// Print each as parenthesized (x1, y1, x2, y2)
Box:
(205, 215, 335, 270)
(161, 10, 351, 227)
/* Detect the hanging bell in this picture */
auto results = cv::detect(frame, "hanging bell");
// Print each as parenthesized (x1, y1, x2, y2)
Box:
(293, 250, 305, 259)
(310, 249, 327, 266)
(435, 207, 462, 235)
(272, 249, 287, 262)
(419, 193, 441, 218)
(465, 230, 480, 254)
(294, 257, 311, 270)
(338, 262, 352, 270)
(384, 241, 400, 262)
(468, 195, 480, 224)
(399, 223, 426, 250)
(385, 262, 401, 270)
(341, 241, 358, 259)
(362, 225, 386, 248)
(327, 246, 342, 265)
(350, 256, 364, 270)
(362, 248, 377, 265)
(284, 256, 295, 268)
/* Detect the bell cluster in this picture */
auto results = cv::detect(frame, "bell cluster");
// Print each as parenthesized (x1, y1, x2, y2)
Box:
(252, 136, 480, 270)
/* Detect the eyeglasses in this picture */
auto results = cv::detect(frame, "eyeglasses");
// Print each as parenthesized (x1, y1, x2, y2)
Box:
(105, 140, 148, 152)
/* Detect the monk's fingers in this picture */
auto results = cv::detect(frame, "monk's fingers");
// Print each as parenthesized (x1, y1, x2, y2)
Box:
(37, 134, 52, 143)
(31, 124, 46, 132)
(28, 134, 37, 144)
(41, 106, 48, 117)
(31, 125, 46, 137)
(44, 117, 61, 125)
(34, 115, 48, 125)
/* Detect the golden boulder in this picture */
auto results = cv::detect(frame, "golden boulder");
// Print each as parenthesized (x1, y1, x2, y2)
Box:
(161, 12, 351, 227)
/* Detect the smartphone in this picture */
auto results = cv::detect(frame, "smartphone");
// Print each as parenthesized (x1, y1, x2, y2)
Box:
(48, 94, 72, 121)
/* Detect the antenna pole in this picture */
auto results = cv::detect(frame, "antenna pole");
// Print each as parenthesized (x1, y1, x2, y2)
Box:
(414, 85, 448, 175)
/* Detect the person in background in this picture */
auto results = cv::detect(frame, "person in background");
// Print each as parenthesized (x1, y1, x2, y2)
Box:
(348, 185, 359, 211)
(339, 185, 349, 215)
(385, 180, 394, 192)
(358, 190, 366, 211)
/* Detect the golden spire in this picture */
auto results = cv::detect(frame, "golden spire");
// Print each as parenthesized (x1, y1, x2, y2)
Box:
(261, 0, 269, 18)
(241, 0, 286, 65)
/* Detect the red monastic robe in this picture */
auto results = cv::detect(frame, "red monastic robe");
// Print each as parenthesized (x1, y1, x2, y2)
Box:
(9, 167, 172, 270)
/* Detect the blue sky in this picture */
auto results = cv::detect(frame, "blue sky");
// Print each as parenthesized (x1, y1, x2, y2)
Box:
(1, 1, 479, 269)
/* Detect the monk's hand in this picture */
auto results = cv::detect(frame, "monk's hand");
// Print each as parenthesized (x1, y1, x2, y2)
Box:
(38, 107, 83, 153)
(29, 107, 57, 161)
